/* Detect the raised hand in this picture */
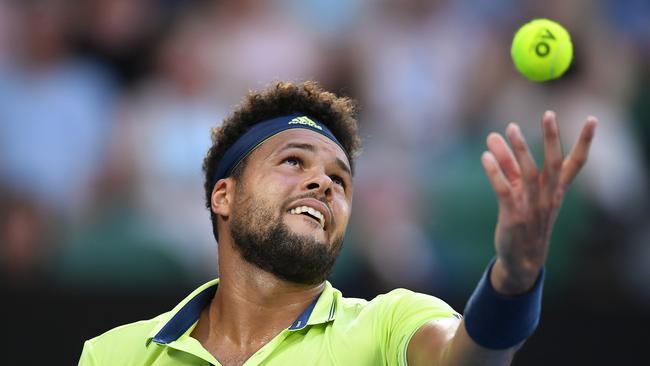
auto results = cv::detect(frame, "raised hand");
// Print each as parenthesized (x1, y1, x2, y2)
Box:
(481, 111, 597, 294)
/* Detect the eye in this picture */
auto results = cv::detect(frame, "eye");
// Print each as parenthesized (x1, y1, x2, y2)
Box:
(331, 175, 345, 188)
(284, 156, 301, 166)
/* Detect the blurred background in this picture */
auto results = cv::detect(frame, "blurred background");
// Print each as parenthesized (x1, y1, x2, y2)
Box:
(1, 0, 649, 364)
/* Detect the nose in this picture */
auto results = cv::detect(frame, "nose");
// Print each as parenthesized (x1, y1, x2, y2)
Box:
(303, 170, 333, 199)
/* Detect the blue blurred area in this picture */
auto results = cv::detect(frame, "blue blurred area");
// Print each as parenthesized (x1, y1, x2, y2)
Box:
(1, 0, 649, 364)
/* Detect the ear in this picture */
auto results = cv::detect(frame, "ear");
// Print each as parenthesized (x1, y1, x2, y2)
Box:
(211, 178, 235, 217)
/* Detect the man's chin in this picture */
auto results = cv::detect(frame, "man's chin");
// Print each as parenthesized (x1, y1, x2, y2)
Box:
(231, 213, 340, 285)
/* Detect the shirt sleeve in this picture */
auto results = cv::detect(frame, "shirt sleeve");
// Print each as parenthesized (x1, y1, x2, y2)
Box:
(78, 340, 98, 366)
(373, 288, 460, 366)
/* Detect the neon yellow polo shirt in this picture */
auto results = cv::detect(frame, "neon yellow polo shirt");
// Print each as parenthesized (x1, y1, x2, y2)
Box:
(79, 279, 459, 366)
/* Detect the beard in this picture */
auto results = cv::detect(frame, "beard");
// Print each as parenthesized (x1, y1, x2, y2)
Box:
(229, 189, 344, 285)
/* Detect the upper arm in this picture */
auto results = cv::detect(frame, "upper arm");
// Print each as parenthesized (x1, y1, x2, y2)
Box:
(78, 341, 98, 366)
(371, 289, 459, 365)
(407, 318, 519, 366)
(406, 316, 461, 366)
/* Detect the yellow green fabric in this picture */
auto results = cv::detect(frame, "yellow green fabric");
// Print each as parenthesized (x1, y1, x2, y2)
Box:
(79, 279, 458, 366)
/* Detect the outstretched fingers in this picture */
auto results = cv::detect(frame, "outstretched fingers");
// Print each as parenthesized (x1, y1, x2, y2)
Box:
(506, 122, 539, 199)
(481, 151, 514, 208)
(559, 116, 598, 189)
(541, 111, 563, 199)
(487, 132, 521, 183)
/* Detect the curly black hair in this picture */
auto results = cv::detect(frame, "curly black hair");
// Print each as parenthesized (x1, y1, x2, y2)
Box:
(202, 81, 362, 240)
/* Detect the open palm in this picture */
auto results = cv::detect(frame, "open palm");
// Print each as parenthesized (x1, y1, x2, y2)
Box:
(481, 111, 597, 293)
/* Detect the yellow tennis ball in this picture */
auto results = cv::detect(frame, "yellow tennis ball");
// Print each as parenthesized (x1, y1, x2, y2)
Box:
(511, 19, 573, 82)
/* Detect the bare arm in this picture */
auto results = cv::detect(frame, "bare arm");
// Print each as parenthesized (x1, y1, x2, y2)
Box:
(407, 111, 597, 366)
(408, 317, 518, 366)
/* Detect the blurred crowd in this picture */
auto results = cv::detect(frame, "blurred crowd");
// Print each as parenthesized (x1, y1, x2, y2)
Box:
(1, 0, 649, 306)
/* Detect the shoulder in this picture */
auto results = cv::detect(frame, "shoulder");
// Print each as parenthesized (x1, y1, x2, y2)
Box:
(333, 287, 459, 333)
(81, 312, 171, 364)
(330, 288, 459, 365)
(362, 288, 457, 316)
(88, 312, 168, 344)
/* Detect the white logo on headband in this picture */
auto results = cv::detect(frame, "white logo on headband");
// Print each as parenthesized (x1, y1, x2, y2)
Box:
(288, 116, 323, 130)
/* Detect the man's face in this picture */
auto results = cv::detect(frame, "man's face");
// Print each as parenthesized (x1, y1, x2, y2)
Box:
(228, 129, 353, 285)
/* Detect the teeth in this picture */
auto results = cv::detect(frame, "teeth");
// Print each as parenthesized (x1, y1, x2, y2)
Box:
(289, 206, 325, 228)
(307, 207, 318, 217)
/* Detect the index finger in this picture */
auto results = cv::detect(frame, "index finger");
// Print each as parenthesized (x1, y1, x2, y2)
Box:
(507, 122, 539, 198)
(559, 116, 598, 189)
(542, 111, 563, 193)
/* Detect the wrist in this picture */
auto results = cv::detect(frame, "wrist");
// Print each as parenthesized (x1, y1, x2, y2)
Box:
(463, 258, 545, 349)
(491, 258, 542, 295)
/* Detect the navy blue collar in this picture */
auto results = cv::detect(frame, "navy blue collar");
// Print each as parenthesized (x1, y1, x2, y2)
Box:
(288, 296, 319, 330)
(152, 283, 321, 344)
(152, 285, 216, 344)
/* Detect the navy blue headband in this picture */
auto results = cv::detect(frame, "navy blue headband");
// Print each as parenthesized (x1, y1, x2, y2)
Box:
(211, 114, 346, 186)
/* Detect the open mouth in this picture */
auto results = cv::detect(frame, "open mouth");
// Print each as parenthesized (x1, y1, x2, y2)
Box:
(288, 206, 325, 230)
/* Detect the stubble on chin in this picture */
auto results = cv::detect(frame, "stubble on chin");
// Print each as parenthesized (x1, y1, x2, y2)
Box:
(229, 195, 343, 285)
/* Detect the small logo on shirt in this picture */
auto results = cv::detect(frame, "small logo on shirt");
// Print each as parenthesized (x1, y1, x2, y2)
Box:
(288, 116, 323, 130)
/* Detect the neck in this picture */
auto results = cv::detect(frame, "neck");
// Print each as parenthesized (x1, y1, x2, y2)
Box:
(192, 236, 324, 355)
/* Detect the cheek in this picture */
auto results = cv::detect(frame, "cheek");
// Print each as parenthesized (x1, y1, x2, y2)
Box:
(272, 174, 297, 192)
(333, 197, 352, 229)
(271, 174, 297, 191)
(255, 172, 300, 205)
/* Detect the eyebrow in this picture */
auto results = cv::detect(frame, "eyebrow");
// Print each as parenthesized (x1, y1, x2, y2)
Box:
(279, 142, 352, 177)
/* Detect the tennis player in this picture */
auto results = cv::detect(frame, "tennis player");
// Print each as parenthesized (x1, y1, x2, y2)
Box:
(78, 81, 597, 365)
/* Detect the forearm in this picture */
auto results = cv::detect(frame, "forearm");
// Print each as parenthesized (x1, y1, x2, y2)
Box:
(441, 320, 518, 366)
(441, 259, 544, 366)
